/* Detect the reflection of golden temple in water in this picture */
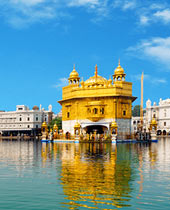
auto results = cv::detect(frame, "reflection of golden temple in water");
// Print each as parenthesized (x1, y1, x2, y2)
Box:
(40, 142, 161, 210)
(42, 143, 132, 209)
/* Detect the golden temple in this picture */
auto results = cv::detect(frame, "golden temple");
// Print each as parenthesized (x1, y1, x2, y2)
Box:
(58, 61, 136, 139)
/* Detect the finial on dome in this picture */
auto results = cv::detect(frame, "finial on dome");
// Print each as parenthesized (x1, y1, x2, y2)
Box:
(118, 59, 120, 66)
(95, 64, 98, 78)
(108, 75, 112, 81)
(73, 64, 75, 70)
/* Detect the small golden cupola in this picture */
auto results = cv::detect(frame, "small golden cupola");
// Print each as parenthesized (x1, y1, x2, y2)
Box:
(113, 60, 126, 81)
(68, 65, 80, 84)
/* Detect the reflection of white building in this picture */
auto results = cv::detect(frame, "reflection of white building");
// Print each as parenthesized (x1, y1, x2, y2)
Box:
(0, 105, 53, 136)
(0, 141, 34, 168)
(131, 98, 170, 135)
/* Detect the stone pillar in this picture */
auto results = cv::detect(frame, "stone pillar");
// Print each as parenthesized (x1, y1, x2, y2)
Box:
(74, 122, 81, 143)
(53, 123, 58, 140)
(48, 128, 53, 141)
(149, 118, 157, 140)
(41, 122, 48, 140)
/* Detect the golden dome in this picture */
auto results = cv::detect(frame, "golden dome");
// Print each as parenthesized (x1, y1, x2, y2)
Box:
(32, 105, 39, 110)
(85, 75, 107, 86)
(84, 65, 107, 87)
(114, 60, 126, 76)
(69, 65, 80, 79)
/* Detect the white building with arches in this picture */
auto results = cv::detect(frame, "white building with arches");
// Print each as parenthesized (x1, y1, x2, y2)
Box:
(131, 98, 170, 135)
(145, 98, 170, 135)
(0, 105, 53, 136)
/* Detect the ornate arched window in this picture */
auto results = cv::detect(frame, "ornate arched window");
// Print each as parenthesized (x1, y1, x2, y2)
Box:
(94, 108, 98, 114)
(100, 108, 104, 114)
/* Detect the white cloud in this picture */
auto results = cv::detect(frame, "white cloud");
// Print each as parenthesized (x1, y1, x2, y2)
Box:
(132, 73, 150, 81)
(154, 9, 170, 23)
(138, 4, 170, 26)
(113, 0, 137, 10)
(152, 78, 167, 83)
(54, 77, 68, 88)
(139, 15, 149, 25)
(150, 3, 165, 10)
(142, 37, 170, 63)
(0, 0, 111, 28)
(131, 73, 167, 84)
(68, 0, 99, 7)
(127, 37, 170, 70)
(1, 0, 170, 28)
(0, 0, 61, 28)
(11, 0, 44, 6)
(122, 0, 136, 10)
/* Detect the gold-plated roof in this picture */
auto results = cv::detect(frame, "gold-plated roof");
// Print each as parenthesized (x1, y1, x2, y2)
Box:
(85, 75, 107, 85)
(69, 65, 80, 79)
(114, 60, 125, 76)
(84, 65, 107, 86)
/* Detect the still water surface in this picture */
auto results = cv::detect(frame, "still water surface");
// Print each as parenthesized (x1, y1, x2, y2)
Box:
(0, 138, 169, 210)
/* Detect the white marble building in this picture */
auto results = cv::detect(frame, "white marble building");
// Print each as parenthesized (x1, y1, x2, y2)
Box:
(0, 105, 53, 136)
(131, 98, 170, 135)
(131, 116, 146, 133)
(145, 98, 170, 135)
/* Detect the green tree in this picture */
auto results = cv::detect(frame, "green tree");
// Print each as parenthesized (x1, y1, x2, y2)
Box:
(48, 117, 62, 130)
(132, 105, 140, 117)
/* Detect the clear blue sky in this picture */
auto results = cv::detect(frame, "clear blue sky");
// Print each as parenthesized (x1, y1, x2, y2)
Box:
(0, 0, 170, 113)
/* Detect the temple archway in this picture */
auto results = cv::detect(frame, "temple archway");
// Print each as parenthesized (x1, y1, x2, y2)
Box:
(157, 130, 162, 135)
(84, 125, 108, 134)
(66, 132, 70, 139)
(163, 130, 167, 135)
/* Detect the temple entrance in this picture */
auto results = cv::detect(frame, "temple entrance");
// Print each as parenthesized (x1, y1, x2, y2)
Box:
(157, 130, 162, 135)
(66, 132, 70, 139)
(163, 130, 167, 135)
(85, 125, 108, 134)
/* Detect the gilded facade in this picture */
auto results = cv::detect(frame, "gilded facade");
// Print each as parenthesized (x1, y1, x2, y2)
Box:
(58, 61, 136, 139)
